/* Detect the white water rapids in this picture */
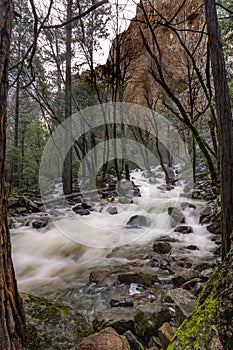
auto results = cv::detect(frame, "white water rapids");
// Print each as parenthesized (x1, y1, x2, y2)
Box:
(11, 168, 216, 296)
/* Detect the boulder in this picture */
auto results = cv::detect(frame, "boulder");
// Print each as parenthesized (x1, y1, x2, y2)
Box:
(123, 330, 144, 350)
(172, 270, 199, 287)
(168, 207, 185, 225)
(165, 288, 196, 322)
(158, 322, 176, 348)
(174, 225, 193, 234)
(118, 272, 159, 287)
(180, 202, 196, 210)
(185, 245, 199, 250)
(153, 241, 172, 254)
(22, 293, 93, 350)
(107, 206, 118, 215)
(117, 180, 134, 197)
(126, 215, 151, 228)
(93, 308, 135, 334)
(74, 208, 90, 216)
(71, 327, 130, 350)
(32, 218, 49, 229)
(199, 206, 212, 224)
(134, 304, 171, 345)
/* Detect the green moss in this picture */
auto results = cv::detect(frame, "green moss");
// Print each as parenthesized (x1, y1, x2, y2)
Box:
(168, 283, 219, 349)
(22, 293, 93, 350)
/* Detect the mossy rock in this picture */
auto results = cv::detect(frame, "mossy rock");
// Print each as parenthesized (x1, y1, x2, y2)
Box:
(168, 243, 233, 349)
(22, 293, 94, 350)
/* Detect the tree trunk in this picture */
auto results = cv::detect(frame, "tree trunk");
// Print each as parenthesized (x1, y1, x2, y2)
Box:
(203, 0, 233, 258)
(0, 0, 27, 348)
(63, 0, 73, 195)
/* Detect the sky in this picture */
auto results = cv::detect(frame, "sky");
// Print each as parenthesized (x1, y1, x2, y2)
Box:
(99, 1, 137, 63)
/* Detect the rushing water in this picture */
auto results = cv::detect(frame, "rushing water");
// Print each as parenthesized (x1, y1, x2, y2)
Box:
(11, 168, 216, 298)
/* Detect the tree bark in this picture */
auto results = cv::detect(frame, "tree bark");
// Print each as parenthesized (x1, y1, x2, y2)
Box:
(0, 0, 27, 348)
(63, 0, 73, 195)
(203, 0, 233, 258)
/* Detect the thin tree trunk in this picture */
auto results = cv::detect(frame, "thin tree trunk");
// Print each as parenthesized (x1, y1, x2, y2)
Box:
(0, 0, 27, 348)
(63, 0, 73, 195)
(203, 0, 233, 258)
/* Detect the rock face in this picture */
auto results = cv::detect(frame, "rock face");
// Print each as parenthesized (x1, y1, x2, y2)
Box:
(168, 243, 233, 349)
(74, 0, 206, 134)
(106, 0, 206, 114)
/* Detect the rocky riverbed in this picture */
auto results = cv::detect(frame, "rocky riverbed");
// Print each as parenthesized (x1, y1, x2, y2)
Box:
(9, 168, 221, 349)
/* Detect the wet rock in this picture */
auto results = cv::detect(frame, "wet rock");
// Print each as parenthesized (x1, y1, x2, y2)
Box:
(118, 272, 159, 287)
(207, 221, 221, 235)
(93, 308, 135, 334)
(200, 268, 213, 282)
(158, 322, 176, 348)
(211, 234, 222, 245)
(195, 261, 217, 272)
(156, 235, 180, 243)
(168, 207, 185, 225)
(32, 219, 49, 229)
(185, 245, 199, 250)
(148, 335, 162, 349)
(22, 293, 93, 350)
(126, 215, 151, 228)
(71, 327, 130, 350)
(74, 208, 90, 216)
(174, 225, 193, 234)
(172, 270, 199, 287)
(117, 180, 134, 197)
(107, 206, 118, 215)
(134, 304, 171, 344)
(119, 197, 133, 204)
(180, 202, 196, 210)
(199, 206, 212, 224)
(123, 330, 144, 350)
(165, 288, 196, 322)
(153, 241, 172, 254)
(134, 309, 158, 345)
(110, 299, 134, 308)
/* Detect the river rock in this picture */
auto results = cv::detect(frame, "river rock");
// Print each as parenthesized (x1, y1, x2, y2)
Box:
(93, 308, 135, 334)
(74, 208, 90, 216)
(168, 207, 185, 225)
(185, 245, 199, 250)
(134, 304, 171, 344)
(110, 299, 134, 308)
(174, 225, 193, 234)
(107, 206, 118, 215)
(117, 179, 134, 197)
(22, 293, 93, 350)
(32, 218, 49, 229)
(172, 270, 199, 287)
(153, 241, 172, 254)
(200, 268, 213, 282)
(71, 327, 130, 350)
(126, 215, 151, 228)
(158, 322, 176, 348)
(123, 330, 144, 350)
(165, 288, 196, 322)
(199, 206, 212, 224)
(180, 202, 196, 210)
(118, 272, 159, 286)
(207, 221, 221, 235)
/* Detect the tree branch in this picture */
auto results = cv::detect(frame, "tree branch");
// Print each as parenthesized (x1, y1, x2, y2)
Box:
(43, 0, 109, 29)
